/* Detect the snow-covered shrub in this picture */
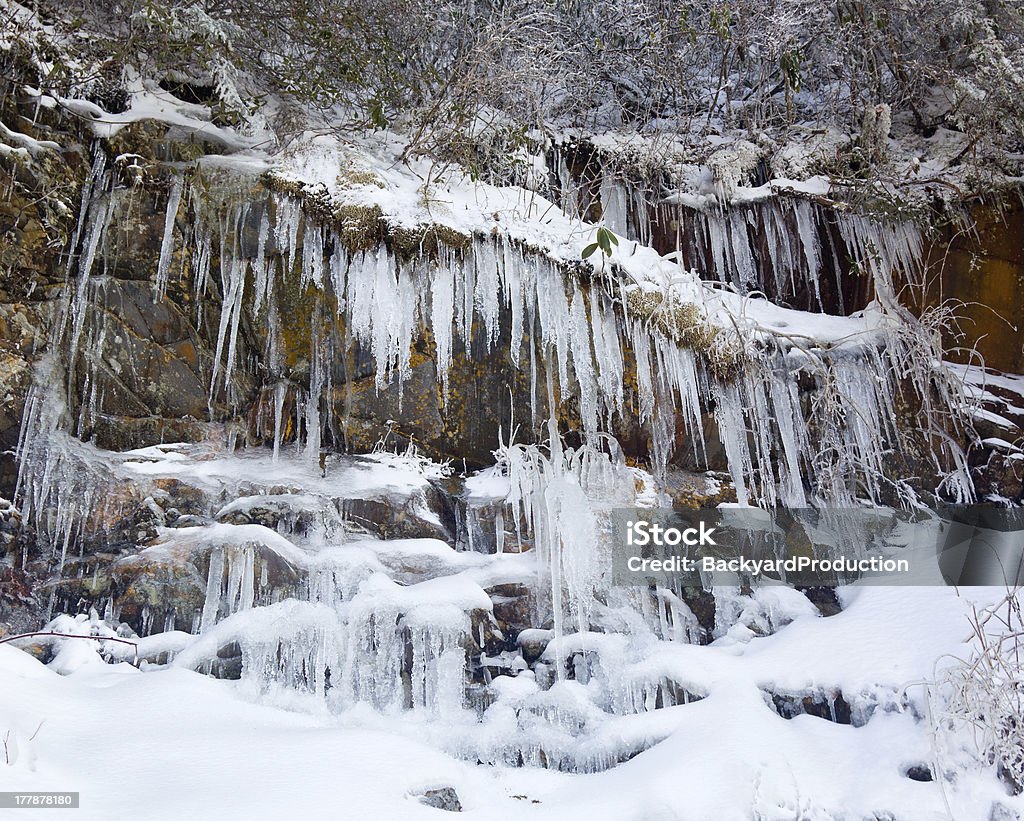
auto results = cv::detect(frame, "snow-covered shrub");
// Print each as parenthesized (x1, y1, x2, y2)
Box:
(10, 0, 1024, 182)
(933, 588, 1024, 793)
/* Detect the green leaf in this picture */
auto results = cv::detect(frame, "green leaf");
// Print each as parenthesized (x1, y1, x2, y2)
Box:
(582, 243, 600, 260)
(596, 227, 619, 255)
(368, 98, 388, 130)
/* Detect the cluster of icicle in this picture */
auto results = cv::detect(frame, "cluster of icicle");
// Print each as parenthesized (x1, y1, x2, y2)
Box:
(178, 540, 481, 719)
(572, 159, 927, 315)
(16, 149, 973, 568)
(170, 436, 711, 771)
(178, 174, 968, 505)
(15, 148, 151, 564)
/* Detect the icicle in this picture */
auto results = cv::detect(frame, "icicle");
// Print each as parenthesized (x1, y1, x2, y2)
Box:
(475, 238, 501, 348)
(712, 381, 753, 506)
(303, 314, 327, 463)
(431, 250, 456, 402)
(599, 175, 628, 235)
(793, 201, 822, 306)
(154, 175, 184, 298)
(272, 380, 286, 462)
(208, 204, 250, 406)
(589, 294, 624, 424)
(769, 371, 809, 508)
(200, 548, 226, 633)
(568, 288, 599, 434)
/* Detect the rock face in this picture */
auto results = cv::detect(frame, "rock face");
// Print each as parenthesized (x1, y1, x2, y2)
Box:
(933, 202, 1024, 375)
(0, 80, 977, 505)
(1, 48, 1023, 646)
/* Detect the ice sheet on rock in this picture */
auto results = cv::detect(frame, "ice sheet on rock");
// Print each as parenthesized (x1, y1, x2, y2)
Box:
(366, 538, 491, 582)
(119, 442, 443, 506)
(158, 523, 311, 568)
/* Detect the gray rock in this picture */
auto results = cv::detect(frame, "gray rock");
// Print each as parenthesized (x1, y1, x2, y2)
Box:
(416, 787, 462, 813)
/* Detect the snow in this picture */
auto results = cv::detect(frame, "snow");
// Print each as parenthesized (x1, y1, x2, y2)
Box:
(3, 586, 1020, 819)
(464, 468, 512, 502)
(0, 644, 564, 820)
(0, 120, 60, 157)
(22, 78, 267, 150)
(0, 205, 1008, 821)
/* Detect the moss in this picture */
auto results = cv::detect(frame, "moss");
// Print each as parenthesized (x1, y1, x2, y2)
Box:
(262, 170, 304, 197)
(388, 222, 472, 261)
(263, 172, 333, 225)
(625, 289, 745, 377)
(336, 168, 385, 189)
(626, 290, 708, 342)
(333, 203, 387, 254)
(263, 172, 335, 222)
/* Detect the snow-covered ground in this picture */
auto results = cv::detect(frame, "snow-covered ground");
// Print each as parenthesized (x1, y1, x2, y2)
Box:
(5, 437, 1019, 818)
(1, 586, 1020, 820)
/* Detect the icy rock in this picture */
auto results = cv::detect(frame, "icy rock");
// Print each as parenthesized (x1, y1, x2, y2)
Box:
(415, 787, 462, 812)
(108, 549, 207, 635)
(456, 494, 521, 555)
(516, 629, 553, 665)
(210, 640, 243, 680)
(799, 586, 843, 617)
(215, 494, 329, 533)
(336, 495, 451, 543)
(766, 687, 888, 727)
(19, 153, 973, 535)
(661, 469, 737, 509)
(120, 524, 308, 635)
(150, 478, 209, 519)
(369, 538, 475, 584)
(208, 457, 456, 544)
(486, 583, 535, 638)
(13, 640, 53, 665)
(469, 609, 507, 662)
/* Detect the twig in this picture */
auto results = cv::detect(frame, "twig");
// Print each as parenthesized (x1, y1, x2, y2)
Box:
(0, 631, 137, 647)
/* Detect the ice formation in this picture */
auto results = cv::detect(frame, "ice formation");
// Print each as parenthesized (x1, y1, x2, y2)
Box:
(30, 153, 968, 503)
(10, 134, 978, 780)
(561, 150, 931, 318)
